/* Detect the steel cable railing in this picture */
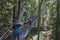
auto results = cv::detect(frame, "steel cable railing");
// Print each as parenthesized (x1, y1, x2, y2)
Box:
(0, 14, 38, 40)
(0, 24, 14, 40)
(19, 14, 38, 40)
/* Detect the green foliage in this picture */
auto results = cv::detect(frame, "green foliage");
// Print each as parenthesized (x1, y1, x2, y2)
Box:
(0, 0, 57, 40)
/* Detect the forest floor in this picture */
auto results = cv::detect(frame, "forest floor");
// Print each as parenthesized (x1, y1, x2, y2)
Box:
(30, 31, 46, 40)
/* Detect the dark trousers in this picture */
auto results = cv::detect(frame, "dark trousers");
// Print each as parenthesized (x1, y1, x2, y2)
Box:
(13, 34, 20, 40)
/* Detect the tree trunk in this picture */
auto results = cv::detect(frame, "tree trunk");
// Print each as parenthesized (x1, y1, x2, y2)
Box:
(37, 0, 43, 40)
(56, 0, 60, 40)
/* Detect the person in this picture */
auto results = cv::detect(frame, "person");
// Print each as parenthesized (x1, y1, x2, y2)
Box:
(45, 27, 52, 40)
(12, 20, 23, 40)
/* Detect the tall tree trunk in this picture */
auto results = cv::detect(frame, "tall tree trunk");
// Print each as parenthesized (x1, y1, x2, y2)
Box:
(17, 0, 21, 20)
(13, 0, 18, 23)
(37, 0, 43, 40)
(56, 0, 59, 40)
(13, 0, 21, 23)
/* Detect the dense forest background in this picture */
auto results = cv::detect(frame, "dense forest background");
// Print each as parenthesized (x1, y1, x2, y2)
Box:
(0, 0, 59, 40)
